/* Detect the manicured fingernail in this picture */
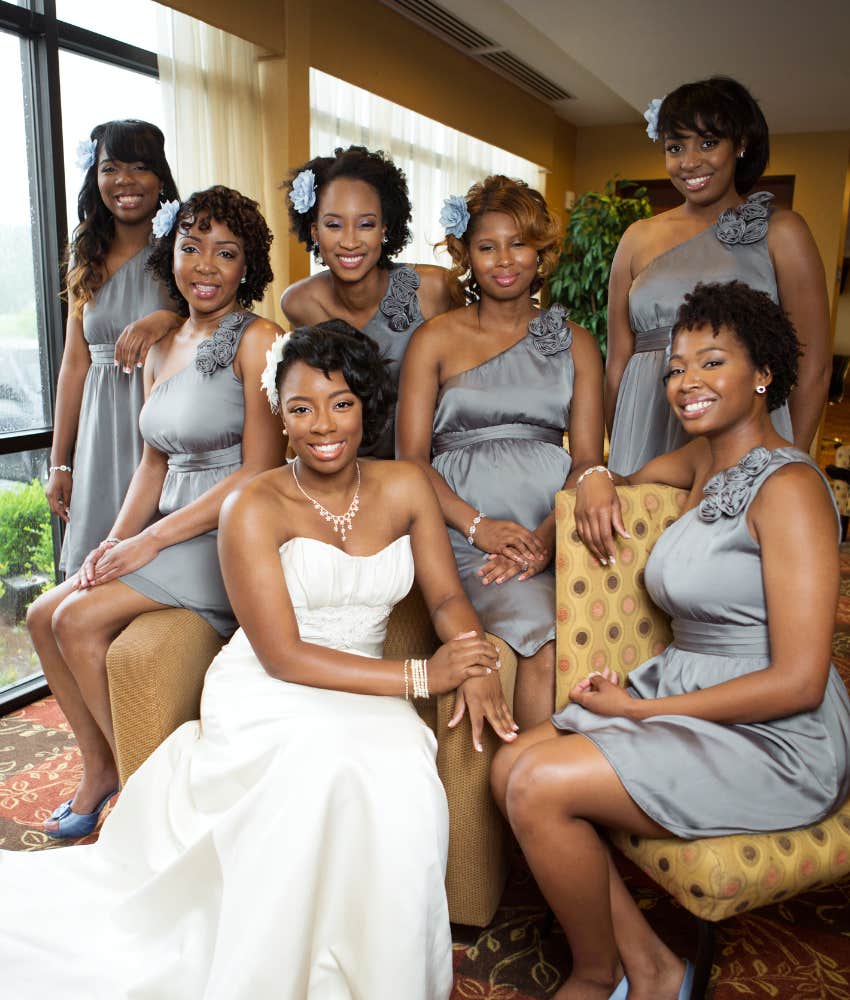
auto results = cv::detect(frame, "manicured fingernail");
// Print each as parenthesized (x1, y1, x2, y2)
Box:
(122, 366, 131, 374)
(475, 744, 483, 753)
(609, 556, 616, 565)
(600, 558, 608, 566)
(486, 667, 492, 674)
(622, 532, 632, 539)
(136, 361, 143, 368)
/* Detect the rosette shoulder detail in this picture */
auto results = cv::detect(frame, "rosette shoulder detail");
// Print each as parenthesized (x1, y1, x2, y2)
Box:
(698, 446, 771, 522)
(715, 191, 774, 247)
(195, 312, 247, 375)
(529, 304, 573, 356)
(379, 267, 421, 333)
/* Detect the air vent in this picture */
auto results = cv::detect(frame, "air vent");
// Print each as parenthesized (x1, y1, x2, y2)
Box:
(380, 0, 574, 106)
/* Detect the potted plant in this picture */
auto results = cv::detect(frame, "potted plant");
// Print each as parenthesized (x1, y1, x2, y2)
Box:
(0, 479, 54, 621)
(548, 179, 651, 359)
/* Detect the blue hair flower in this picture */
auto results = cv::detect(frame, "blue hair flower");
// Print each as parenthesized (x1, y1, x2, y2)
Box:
(289, 169, 317, 214)
(151, 199, 181, 239)
(75, 138, 97, 173)
(643, 97, 665, 142)
(440, 195, 470, 239)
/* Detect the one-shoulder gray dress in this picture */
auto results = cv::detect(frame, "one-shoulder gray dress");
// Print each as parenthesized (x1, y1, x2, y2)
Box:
(608, 193, 793, 476)
(119, 311, 256, 637)
(360, 263, 425, 458)
(553, 447, 850, 837)
(432, 306, 574, 658)
(61, 246, 173, 574)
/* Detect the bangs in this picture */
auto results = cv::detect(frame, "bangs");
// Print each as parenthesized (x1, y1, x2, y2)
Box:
(658, 84, 740, 143)
(99, 120, 165, 171)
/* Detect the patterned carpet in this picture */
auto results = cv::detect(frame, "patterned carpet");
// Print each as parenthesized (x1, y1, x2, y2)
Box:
(2, 550, 850, 997)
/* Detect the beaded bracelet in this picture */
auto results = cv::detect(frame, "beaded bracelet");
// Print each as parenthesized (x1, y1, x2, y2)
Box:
(576, 465, 613, 488)
(103, 537, 122, 548)
(404, 658, 429, 699)
(402, 659, 410, 701)
(49, 465, 72, 474)
(466, 511, 485, 546)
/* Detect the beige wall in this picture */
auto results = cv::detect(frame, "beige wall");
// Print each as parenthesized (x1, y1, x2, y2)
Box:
(575, 124, 850, 319)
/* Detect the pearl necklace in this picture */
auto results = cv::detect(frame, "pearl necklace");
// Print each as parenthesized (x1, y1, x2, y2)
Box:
(292, 460, 361, 542)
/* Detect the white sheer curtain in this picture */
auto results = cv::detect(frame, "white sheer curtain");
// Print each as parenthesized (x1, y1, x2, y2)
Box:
(156, 11, 263, 205)
(310, 69, 544, 267)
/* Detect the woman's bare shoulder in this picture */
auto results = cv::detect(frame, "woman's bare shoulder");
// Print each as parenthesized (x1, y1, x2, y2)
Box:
(279, 272, 331, 327)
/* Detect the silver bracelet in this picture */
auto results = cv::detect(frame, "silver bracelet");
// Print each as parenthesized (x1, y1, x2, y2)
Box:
(103, 537, 122, 548)
(466, 511, 485, 545)
(576, 465, 613, 488)
(49, 464, 72, 474)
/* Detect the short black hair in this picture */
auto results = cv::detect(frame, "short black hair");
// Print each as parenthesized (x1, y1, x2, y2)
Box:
(147, 185, 273, 314)
(658, 76, 769, 194)
(285, 145, 412, 266)
(276, 320, 396, 449)
(671, 281, 800, 411)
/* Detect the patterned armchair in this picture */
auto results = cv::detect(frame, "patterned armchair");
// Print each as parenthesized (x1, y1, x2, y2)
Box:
(107, 585, 516, 929)
(555, 484, 850, 999)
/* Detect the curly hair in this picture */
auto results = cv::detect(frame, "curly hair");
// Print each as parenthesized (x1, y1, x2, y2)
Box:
(146, 186, 273, 314)
(671, 281, 800, 411)
(65, 120, 179, 316)
(274, 320, 396, 450)
(438, 176, 563, 306)
(657, 77, 769, 194)
(284, 146, 412, 266)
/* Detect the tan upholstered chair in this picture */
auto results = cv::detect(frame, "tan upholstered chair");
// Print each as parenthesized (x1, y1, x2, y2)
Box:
(555, 484, 850, 999)
(107, 586, 516, 928)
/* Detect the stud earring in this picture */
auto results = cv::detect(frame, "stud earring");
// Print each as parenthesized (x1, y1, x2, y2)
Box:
(382, 234, 389, 245)
(755, 385, 766, 394)
(240, 275, 247, 284)
(737, 150, 745, 159)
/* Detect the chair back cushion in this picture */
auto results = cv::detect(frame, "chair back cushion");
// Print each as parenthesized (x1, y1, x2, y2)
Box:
(554, 484, 687, 710)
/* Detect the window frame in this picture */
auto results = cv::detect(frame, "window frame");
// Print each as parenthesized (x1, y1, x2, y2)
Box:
(0, 0, 159, 711)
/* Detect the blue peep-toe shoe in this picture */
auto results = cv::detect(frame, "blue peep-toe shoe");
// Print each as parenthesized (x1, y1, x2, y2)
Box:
(45, 788, 118, 840)
(608, 975, 629, 1000)
(608, 959, 693, 1000)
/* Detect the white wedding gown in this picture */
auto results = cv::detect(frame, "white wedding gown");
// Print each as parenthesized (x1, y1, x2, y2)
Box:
(0, 535, 453, 1000)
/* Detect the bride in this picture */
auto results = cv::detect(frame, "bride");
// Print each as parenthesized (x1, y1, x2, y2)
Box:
(0, 321, 517, 1000)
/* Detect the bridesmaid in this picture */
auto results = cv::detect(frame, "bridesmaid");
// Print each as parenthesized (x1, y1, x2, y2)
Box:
(606, 76, 830, 475)
(397, 176, 606, 730)
(493, 281, 850, 1000)
(280, 144, 453, 456)
(48, 119, 179, 574)
(27, 186, 285, 838)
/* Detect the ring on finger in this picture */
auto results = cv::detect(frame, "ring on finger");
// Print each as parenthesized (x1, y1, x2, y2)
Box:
(521, 560, 529, 572)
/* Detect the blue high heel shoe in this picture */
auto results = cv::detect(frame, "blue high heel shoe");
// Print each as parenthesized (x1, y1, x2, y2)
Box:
(45, 788, 118, 839)
(608, 959, 693, 1000)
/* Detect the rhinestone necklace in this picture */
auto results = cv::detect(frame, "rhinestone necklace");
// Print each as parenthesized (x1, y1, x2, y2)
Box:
(292, 460, 361, 541)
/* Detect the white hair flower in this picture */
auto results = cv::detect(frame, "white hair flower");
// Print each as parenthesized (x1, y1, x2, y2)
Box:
(151, 199, 181, 239)
(75, 138, 97, 173)
(289, 169, 317, 214)
(260, 333, 291, 413)
(644, 97, 665, 142)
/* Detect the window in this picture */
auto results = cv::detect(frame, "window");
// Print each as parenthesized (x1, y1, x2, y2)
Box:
(310, 69, 544, 267)
(0, 0, 162, 710)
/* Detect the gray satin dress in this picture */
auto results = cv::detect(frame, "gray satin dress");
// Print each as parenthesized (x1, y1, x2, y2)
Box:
(432, 306, 573, 657)
(61, 246, 173, 574)
(608, 193, 793, 476)
(553, 447, 850, 837)
(360, 263, 425, 458)
(120, 311, 257, 636)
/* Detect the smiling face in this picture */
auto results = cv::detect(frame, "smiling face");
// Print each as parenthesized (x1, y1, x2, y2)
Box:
(280, 361, 363, 471)
(663, 127, 740, 207)
(172, 216, 246, 318)
(96, 148, 161, 226)
(468, 211, 538, 301)
(664, 323, 770, 435)
(310, 178, 385, 281)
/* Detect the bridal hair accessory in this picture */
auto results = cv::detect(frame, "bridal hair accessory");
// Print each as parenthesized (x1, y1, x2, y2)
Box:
(404, 658, 429, 700)
(292, 459, 361, 541)
(152, 199, 181, 238)
(290, 169, 317, 214)
(75, 138, 97, 172)
(260, 332, 290, 413)
(643, 97, 665, 141)
(440, 195, 470, 238)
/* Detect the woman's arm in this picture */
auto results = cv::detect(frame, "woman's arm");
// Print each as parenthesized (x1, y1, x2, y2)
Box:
(769, 211, 831, 450)
(47, 293, 91, 523)
(88, 320, 286, 584)
(113, 309, 183, 371)
(573, 464, 838, 723)
(604, 225, 639, 434)
(397, 322, 545, 564)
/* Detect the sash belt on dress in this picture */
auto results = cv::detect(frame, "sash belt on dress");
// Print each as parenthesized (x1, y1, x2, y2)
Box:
(168, 443, 243, 473)
(632, 328, 671, 354)
(88, 343, 118, 366)
(432, 423, 563, 455)
(671, 618, 770, 657)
